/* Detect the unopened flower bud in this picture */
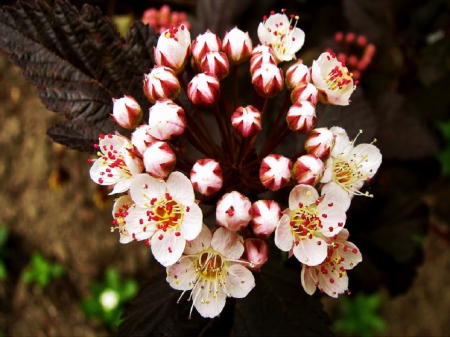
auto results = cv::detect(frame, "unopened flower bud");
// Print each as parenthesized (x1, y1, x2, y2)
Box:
(311, 52, 355, 105)
(231, 105, 262, 138)
(222, 27, 253, 65)
(260, 154, 292, 191)
(290, 83, 319, 105)
(190, 158, 223, 195)
(200, 51, 229, 80)
(305, 127, 335, 159)
(292, 154, 324, 185)
(111, 95, 143, 129)
(191, 30, 222, 65)
(251, 200, 281, 237)
(187, 73, 220, 108)
(216, 191, 252, 231)
(143, 141, 176, 179)
(148, 99, 186, 140)
(154, 24, 191, 74)
(131, 124, 157, 157)
(250, 45, 276, 75)
(286, 101, 316, 134)
(243, 238, 269, 270)
(143, 66, 181, 104)
(285, 60, 311, 91)
(252, 63, 284, 98)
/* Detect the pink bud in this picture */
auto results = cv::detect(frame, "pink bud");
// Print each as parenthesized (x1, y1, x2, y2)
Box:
(111, 95, 143, 130)
(251, 200, 281, 237)
(143, 141, 176, 179)
(243, 238, 269, 270)
(231, 105, 262, 138)
(259, 154, 292, 191)
(216, 191, 252, 231)
(286, 101, 316, 134)
(154, 24, 191, 74)
(222, 28, 253, 65)
(187, 73, 220, 108)
(200, 51, 229, 80)
(148, 99, 186, 140)
(190, 158, 223, 196)
(285, 60, 311, 91)
(191, 30, 222, 65)
(250, 45, 276, 75)
(143, 66, 181, 104)
(252, 63, 284, 98)
(290, 83, 319, 105)
(292, 154, 324, 185)
(131, 124, 157, 157)
(304, 127, 335, 159)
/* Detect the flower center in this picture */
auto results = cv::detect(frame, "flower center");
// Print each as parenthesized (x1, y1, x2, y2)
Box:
(196, 251, 225, 280)
(290, 203, 322, 241)
(324, 63, 352, 93)
(152, 193, 183, 231)
(263, 11, 299, 57)
(332, 156, 368, 194)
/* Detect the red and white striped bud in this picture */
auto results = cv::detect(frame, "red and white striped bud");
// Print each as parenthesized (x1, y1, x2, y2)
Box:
(131, 124, 157, 157)
(187, 73, 220, 108)
(154, 24, 191, 74)
(231, 105, 262, 138)
(243, 238, 269, 270)
(290, 83, 319, 105)
(222, 28, 253, 65)
(259, 154, 292, 191)
(148, 99, 186, 140)
(216, 191, 253, 231)
(190, 158, 223, 196)
(200, 51, 229, 80)
(143, 141, 176, 179)
(285, 60, 311, 91)
(252, 63, 284, 98)
(191, 30, 222, 65)
(286, 101, 316, 134)
(292, 154, 325, 186)
(111, 95, 143, 130)
(250, 45, 276, 76)
(143, 66, 181, 104)
(251, 200, 281, 237)
(304, 127, 335, 159)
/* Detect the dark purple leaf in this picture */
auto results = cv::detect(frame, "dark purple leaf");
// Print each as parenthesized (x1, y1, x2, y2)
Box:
(0, 0, 157, 151)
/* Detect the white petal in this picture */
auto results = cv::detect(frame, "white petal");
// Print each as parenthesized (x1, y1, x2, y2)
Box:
(274, 214, 294, 252)
(288, 185, 319, 210)
(226, 264, 255, 298)
(293, 237, 328, 266)
(321, 181, 351, 212)
(151, 230, 186, 267)
(330, 126, 351, 157)
(192, 279, 227, 318)
(125, 207, 156, 241)
(180, 203, 203, 241)
(166, 257, 197, 291)
(166, 171, 195, 205)
(211, 227, 244, 260)
(301, 265, 317, 295)
(352, 144, 382, 178)
(129, 173, 166, 207)
(184, 224, 212, 255)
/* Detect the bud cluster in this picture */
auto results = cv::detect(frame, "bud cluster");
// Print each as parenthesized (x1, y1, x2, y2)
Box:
(88, 9, 382, 319)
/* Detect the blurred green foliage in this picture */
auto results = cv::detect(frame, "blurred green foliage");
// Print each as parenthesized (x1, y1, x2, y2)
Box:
(0, 226, 8, 281)
(436, 121, 450, 177)
(333, 293, 386, 337)
(21, 252, 65, 288)
(81, 266, 138, 331)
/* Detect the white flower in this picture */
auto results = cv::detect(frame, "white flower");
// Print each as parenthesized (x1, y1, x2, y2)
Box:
(154, 24, 191, 74)
(321, 127, 382, 200)
(166, 225, 255, 318)
(275, 183, 347, 266)
(257, 12, 305, 63)
(301, 228, 362, 297)
(125, 172, 203, 267)
(311, 52, 355, 105)
(111, 195, 134, 244)
(89, 133, 144, 194)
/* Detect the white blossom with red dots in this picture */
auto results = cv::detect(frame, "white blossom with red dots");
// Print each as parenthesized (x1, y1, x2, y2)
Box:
(275, 183, 347, 266)
(89, 133, 144, 194)
(301, 228, 362, 297)
(154, 24, 191, 74)
(111, 195, 134, 244)
(216, 191, 253, 231)
(125, 172, 203, 267)
(257, 11, 305, 64)
(167, 224, 255, 318)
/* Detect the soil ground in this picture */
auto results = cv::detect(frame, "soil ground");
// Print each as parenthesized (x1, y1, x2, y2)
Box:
(1, 51, 450, 336)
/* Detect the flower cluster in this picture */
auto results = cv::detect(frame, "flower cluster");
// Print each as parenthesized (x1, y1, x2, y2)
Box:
(89, 9, 382, 318)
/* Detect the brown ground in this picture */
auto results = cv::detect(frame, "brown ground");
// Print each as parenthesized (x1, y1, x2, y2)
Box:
(1, 51, 450, 336)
